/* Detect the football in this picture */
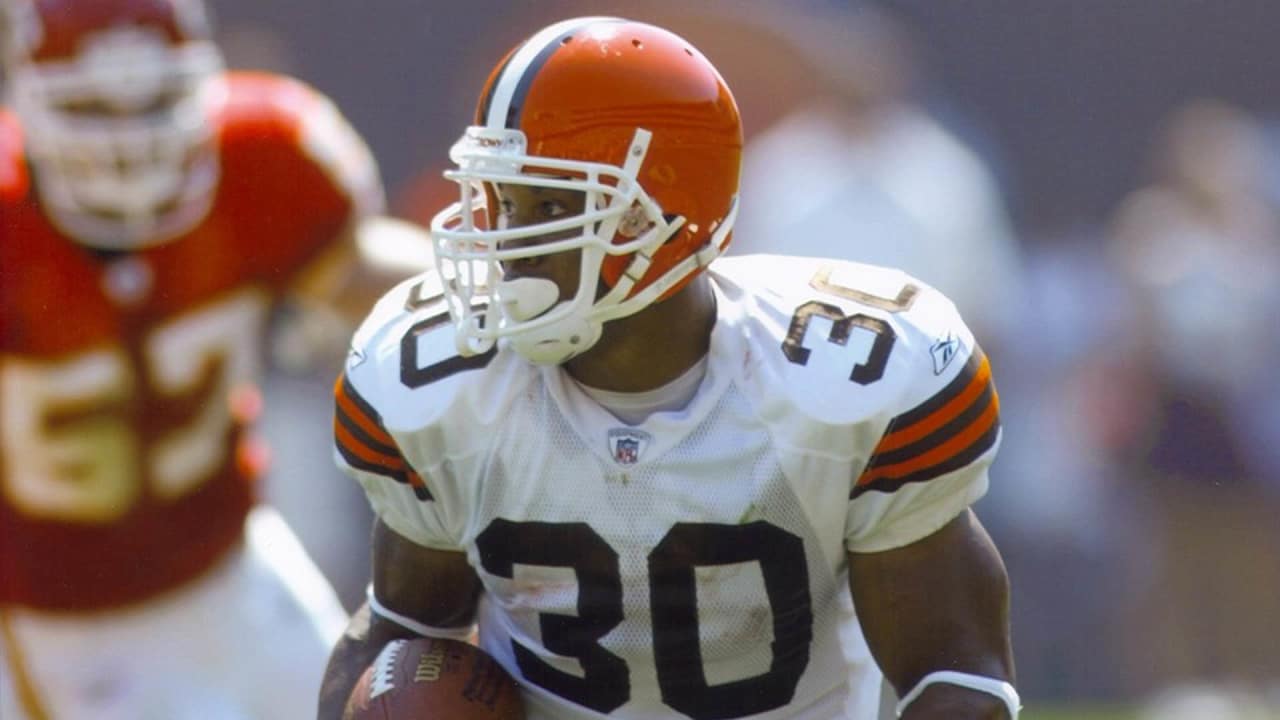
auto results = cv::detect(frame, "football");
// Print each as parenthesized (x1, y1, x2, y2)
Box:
(346, 637, 525, 719)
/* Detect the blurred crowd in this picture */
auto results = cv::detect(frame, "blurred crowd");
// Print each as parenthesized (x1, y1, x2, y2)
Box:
(211, 0, 1280, 714)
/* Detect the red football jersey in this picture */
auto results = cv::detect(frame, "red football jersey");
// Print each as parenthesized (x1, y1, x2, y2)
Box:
(0, 71, 381, 611)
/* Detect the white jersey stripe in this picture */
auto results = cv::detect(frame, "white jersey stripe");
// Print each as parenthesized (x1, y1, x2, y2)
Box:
(482, 16, 622, 128)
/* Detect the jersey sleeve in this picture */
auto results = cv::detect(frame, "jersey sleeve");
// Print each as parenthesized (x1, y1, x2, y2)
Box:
(716, 254, 1001, 555)
(332, 365, 460, 550)
(329, 279, 461, 550)
(843, 284, 1001, 554)
(329, 274, 508, 552)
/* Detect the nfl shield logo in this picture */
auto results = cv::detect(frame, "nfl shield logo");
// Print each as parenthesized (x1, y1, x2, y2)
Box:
(615, 438, 639, 464)
(607, 428, 651, 466)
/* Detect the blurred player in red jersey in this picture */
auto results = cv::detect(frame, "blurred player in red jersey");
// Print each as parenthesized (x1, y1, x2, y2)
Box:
(0, 0, 423, 717)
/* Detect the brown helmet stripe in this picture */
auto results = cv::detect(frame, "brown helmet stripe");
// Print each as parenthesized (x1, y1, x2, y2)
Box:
(479, 16, 625, 130)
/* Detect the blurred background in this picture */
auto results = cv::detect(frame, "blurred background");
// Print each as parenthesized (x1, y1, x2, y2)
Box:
(212, 1, 1280, 718)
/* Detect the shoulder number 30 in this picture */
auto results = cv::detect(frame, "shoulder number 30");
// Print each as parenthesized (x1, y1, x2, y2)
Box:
(782, 267, 918, 385)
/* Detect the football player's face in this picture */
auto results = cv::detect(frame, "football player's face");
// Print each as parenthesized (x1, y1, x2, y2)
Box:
(493, 182, 587, 294)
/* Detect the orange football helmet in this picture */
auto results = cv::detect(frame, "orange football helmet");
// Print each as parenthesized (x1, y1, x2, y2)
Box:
(1, 0, 223, 248)
(430, 17, 743, 364)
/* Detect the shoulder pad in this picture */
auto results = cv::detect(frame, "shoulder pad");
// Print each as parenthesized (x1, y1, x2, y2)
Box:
(216, 72, 383, 214)
(714, 254, 989, 426)
(342, 271, 519, 435)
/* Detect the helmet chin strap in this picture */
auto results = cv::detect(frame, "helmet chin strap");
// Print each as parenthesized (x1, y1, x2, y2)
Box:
(506, 307, 603, 365)
(496, 276, 602, 365)
(495, 277, 560, 322)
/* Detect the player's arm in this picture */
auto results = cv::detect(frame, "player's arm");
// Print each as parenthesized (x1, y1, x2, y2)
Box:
(261, 75, 435, 369)
(318, 519, 482, 720)
(282, 82, 433, 323)
(277, 216, 435, 373)
(848, 509, 1015, 719)
(289, 215, 435, 322)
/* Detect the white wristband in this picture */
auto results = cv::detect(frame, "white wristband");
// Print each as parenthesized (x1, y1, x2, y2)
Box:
(366, 585, 476, 641)
(896, 670, 1021, 718)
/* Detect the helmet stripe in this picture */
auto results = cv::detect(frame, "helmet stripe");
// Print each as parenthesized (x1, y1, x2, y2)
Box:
(481, 16, 624, 130)
(475, 49, 516, 126)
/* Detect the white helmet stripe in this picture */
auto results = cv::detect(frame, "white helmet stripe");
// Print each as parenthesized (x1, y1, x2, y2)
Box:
(481, 16, 623, 129)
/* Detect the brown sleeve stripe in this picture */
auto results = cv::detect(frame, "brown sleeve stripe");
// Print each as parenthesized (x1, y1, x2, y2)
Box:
(852, 418, 1000, 499)
(851, 349, 1001, 497)
(874, 349, 991, 454)
(334, 418, 432, 501)
(334, 374, 396, 449)
(867, 379, 997, 470)
(335, 422, 394, 472)
(332, 373, 432, 501)
(335, 397, 399, 461)
(858, 386, 999, 482)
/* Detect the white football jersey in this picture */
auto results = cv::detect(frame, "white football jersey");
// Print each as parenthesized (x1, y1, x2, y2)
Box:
(334, 254, 1001, 720)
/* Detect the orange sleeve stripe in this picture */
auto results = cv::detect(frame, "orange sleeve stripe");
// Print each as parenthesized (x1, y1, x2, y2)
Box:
(331, 372, 432, 500)
(874, 354, 992, 454)
(334, 421, 404, 471)
(333, 375, 396, 447)
(857, 393, 1000, 486)
(334, 397, 398, 455)
(334, 421, 429, 492)
(851, 419, 1000, 498)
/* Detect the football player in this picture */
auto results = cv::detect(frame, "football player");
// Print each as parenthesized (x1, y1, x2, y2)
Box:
(321, 16, 1018, 720)
(0, 1, 425, 718)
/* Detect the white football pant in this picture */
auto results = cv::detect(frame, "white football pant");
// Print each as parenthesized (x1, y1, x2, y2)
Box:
(0, 507, 347, 720)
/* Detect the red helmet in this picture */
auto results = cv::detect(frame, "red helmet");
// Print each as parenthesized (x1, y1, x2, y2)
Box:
(2, 0, 223, 248)
(430, 17, 742, 363)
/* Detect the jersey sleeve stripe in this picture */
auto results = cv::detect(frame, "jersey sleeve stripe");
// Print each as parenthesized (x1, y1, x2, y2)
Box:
(866, 380, 996, 468)
(334, 399, 400, 459)
(853, 354, 1002, 496)
(334, 374, 397, 448)
(858, 388, 998, 484)
(334, 423, 433, 501)
(873, 349, 991, 454)
(332, 372, 433, 501)
(334, 409, 401, 467)
(334, 421, 402, 473)
(852, 421, 1001, 499)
